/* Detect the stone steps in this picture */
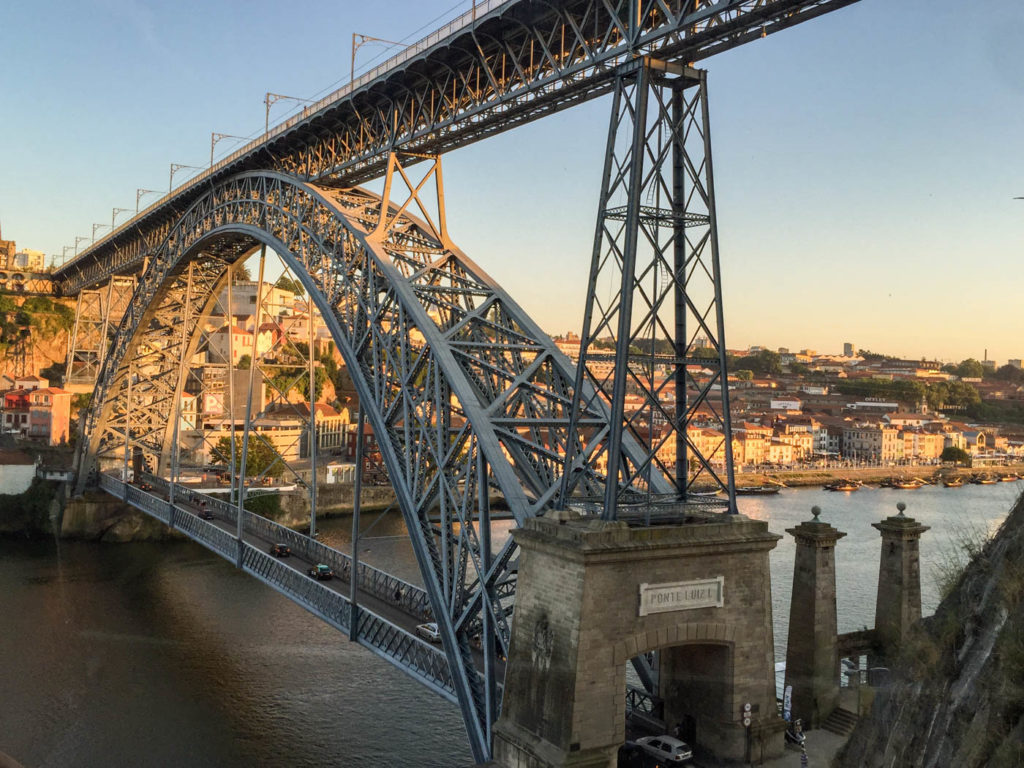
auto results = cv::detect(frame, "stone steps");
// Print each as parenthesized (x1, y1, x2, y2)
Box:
(821, 706, 859, 736)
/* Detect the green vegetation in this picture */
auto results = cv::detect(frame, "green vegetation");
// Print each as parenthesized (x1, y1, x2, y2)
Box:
(275, 275, 305, 295)
(0, 479, 60, 527)
(211, 435, 284, 478)
(941, 446, 971, 465)
(244, 493, 282, 517)
(834, 378, 981, 410)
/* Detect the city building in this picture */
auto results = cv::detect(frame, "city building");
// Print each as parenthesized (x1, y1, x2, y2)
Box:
(0, 449, 36, 494)
(28, 387, 72, 445)
(842, 425, 904, 462)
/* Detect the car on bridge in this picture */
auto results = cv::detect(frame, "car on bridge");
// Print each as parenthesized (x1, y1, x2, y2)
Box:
(635, 735, 693, 764)
(269, 543, 291, 558)
(415, 622, 441, 644)
(307, 564, 334, 581)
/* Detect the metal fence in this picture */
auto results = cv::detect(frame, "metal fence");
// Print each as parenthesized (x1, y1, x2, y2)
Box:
(137, 473, 432, 618)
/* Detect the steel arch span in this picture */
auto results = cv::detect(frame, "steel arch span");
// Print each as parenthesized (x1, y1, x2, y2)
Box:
(76, 167, 666, 760)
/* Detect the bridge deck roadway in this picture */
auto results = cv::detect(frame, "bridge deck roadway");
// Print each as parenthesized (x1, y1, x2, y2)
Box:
(100, 474, 503, 699)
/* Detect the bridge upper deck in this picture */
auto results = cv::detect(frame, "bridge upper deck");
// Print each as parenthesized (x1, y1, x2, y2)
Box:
(53, 0, 856, 296)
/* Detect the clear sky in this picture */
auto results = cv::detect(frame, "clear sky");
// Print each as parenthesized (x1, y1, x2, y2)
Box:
(1, 0, 1021, 364)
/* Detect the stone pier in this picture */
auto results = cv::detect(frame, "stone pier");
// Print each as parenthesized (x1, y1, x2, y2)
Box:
(783, 506, 845, 729)
(491, 508, 785, 768)
(872, 502, 929, 655)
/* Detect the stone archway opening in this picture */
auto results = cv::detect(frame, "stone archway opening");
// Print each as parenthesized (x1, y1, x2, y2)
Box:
(658, 642, 734, 755)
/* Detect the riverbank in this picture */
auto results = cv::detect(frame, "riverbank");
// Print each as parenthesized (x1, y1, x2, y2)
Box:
(732, 462, 1024, 490)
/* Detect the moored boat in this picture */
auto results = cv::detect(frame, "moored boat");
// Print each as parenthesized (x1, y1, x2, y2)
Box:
(972, 475, 998, 485)
(1000, 474, 1019, 482)
(825, 479, 861, 492)
(943, 477, 964, 488)
(735, 485, 782, 496)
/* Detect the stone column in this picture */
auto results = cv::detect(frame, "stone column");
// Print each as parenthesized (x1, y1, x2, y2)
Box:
(783, 506, 845, 729)
(872, 502, 929, 655)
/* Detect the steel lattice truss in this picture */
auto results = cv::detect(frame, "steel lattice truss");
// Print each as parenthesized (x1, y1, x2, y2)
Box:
(65, 277, 135, 388)
(77, 167, 655, 761)
(54, 0, 858, 297)
(562, 60, 737, 518)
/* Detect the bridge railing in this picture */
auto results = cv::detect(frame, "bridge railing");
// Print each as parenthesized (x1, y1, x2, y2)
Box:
(241, 544, 353, 631)
(64, 0, 509, 275)
(139, 473, 432, 620)
(99, 473, 457, 700)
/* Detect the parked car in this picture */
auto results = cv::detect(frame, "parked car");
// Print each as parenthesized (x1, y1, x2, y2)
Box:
(415, 622, 442, 643)
(635, 735, 693, 764)
(307, 564, 334, 581)
(269, 543, 291, 558)
(617, 740, 645, 767)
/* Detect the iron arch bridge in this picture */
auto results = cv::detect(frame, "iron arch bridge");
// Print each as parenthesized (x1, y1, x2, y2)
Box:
(78, 165, 667, 761)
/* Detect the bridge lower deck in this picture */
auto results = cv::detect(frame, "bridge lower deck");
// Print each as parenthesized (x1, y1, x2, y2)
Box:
(97, 473, 505, 704)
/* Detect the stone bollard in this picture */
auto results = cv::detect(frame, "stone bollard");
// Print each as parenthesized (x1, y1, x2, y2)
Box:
(872, 502, 929, 656)
(783, 506, 846, 729)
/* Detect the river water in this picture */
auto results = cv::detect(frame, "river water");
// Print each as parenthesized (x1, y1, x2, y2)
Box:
(0, 482, 1019, 767)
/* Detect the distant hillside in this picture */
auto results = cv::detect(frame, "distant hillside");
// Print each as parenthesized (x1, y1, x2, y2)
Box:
(837, 491, 1024, 767)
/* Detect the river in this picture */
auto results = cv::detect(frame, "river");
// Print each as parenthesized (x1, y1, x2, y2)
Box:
(0, 482, 1019, 767)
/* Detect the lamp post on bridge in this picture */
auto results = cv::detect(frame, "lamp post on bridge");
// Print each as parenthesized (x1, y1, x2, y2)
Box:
(264, 92, 313, 136)
(92, 223, 108, 242)
(62, 245, 74, 265)
(350, 33, 401, 85)
(112, 207, 131, 231)
(169, 163, 201, 192)
(74, 236, 90, 257)
(210, 132, 245, 167)
(136, 188, 159, 214)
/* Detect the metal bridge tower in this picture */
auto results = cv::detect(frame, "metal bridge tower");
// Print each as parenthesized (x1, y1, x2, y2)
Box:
(562, 58, 737, 519)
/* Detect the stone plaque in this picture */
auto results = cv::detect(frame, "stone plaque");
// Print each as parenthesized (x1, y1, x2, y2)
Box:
(638, 576, 724, 616)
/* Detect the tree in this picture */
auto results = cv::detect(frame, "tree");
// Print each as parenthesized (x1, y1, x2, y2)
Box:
(734, 369, 754, 381)
(237, 354, 251, 370)
(941, 446, 971, 465)
(789, 362, 810, 376)
(232, 265, 252, 283)
(994, 364, 1024, 383)
(212, 435, 284, 478)
(275, 275, 305, 295)
(955, 358, 984, 379)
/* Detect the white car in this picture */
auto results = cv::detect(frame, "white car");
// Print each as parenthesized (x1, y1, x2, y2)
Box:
(635, 735, 693, 764)
(415, 622, 441, 643)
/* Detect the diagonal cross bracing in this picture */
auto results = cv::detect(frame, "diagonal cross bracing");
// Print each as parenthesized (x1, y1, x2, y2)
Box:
(78, 168, 662, 762)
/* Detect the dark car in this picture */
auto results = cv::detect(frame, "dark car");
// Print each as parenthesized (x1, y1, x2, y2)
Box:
(269, 543, 291, 558)
(308, 564, 334, 581)
(198, 503, 215, 520)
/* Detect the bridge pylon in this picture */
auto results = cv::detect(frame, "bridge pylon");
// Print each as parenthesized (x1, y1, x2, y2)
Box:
(561, 59, 737, 519)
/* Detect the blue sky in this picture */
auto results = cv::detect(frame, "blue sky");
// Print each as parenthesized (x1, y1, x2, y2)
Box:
(1, 0, 1021, 363)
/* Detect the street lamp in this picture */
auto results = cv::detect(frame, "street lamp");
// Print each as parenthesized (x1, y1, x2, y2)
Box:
(351, 33, 401, 85)
(74, 236, 90, 256)
(170, 163, 201, 192)
(264, 92, 313, 135)
(92, 223, 108, 241)
(112, 207, 131, 231)
(211, 132, 246, 167)
(136, 188, 159, 214)
(62, 245, 74, 264)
